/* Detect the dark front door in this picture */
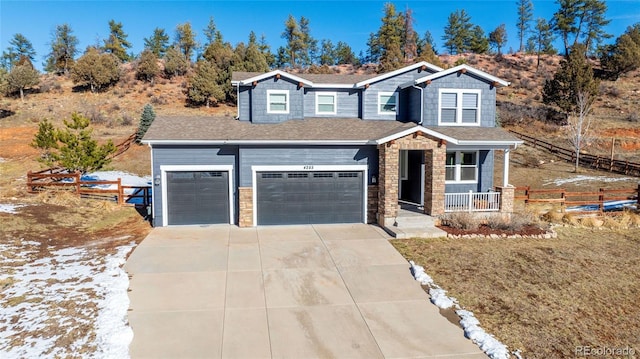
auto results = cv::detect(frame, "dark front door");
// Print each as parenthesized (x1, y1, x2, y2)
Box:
(256, 171, 364, 225)
(166, 171, 229, 225)
(399, 150, 424, 205)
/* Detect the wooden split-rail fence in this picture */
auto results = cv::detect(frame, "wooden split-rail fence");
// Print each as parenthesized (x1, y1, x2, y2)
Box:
(509, 130, 640, 177)
(26, 133, 151, 207)
(513, 185, 639, 213)
(26, 168, 151, 207)
(27, 169, 151, 207)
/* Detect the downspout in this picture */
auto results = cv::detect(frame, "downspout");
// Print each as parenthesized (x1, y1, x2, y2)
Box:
(412, 83, 424, 125)
(235, 84, 240, 120)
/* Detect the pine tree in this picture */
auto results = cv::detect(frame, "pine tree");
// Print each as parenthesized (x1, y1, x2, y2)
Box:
(298, 17, 318, 66)
(529, 18, 557, 69)
(402, 8, 418, 61)
(187, 60, 224, 107)
(2, 34, 36, 70)
(489, 24, 508, 54)
(103, 20, 132, 62)
(45, 24, 79, 75)
(599, 23, 640, 79)
(377, 3, 405, 72)
(144, 28, 170, 57)
(163, 46, 189, 78)
(258, 34, 275, 68)
(71, 47, 120, 92)
(516, 0, 534, 52)
(6, 58, 39, 101)
(335, 41, 359, 65)
(543, 43, 599, 113)
(136, 104, 156, 143)
(552, 0, 610, 55)
(175, 22, 198, 62)
(32, 113, 116, 173)
(443, 9, 473, 54)
(415, 40, 443, 68)
(31, 118, 59, 167)
(281, 15, 304, 67)
(365, 32, 381, 64)
(469, 25, 489, 54)
(203, 17, 222, 47)
(241, 32, 270, 72)
(136, 49, 160, 83)
(319, 39, 335, 65)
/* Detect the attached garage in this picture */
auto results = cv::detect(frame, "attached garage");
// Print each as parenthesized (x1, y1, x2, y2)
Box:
(255, 170, 365, 225)
(161, 166, 234, 226)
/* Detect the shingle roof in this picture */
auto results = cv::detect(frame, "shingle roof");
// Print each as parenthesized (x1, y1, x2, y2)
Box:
(231, 71, 377, 85)
(142, 115, 521, 145)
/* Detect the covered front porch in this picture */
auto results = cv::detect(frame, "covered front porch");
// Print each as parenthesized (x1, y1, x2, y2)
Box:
(374, 126, 522, 229)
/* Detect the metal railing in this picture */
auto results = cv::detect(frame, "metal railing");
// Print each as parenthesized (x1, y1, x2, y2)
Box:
(445, 191, 501, 212)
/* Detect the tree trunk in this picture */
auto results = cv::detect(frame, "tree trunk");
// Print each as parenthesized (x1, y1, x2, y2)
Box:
(206, 98, 210, 108)
(19, 88, 24, 102)
(575, 151, 580, 173)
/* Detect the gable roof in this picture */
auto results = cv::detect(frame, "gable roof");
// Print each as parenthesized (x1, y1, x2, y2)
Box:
(142, 116, 522, 148)
(231, 61, 444, 89)
(353, 61, 443, 88)
(231, 70, 313, 87)
(412, 64, 510, 87)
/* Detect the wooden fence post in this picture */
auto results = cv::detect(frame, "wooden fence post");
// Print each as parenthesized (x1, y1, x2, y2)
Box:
(75, 172, 81, 196)
(598, 188, 605, 213)
(561, 190, 566, 213)
(117, 178, 124, 205)
(637, 183, 640, 207)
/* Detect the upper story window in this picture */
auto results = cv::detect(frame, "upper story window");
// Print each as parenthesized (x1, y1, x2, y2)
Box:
(316, 92, 337, 115)
(378, 92, 398, 115)
(438, 89, 481, 126)
(445, 151, 478, 183)
(267, 90, 289, 114)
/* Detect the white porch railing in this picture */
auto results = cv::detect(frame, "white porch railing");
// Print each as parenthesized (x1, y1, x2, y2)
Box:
(444, 191, 501, 212)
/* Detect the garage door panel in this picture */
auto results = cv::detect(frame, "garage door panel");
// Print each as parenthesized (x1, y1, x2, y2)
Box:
(256, 171, 363, 225)
(167, 171, 229, 225)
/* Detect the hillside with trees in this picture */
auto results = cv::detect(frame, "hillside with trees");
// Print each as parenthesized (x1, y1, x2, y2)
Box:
(1, 1, 639, 163)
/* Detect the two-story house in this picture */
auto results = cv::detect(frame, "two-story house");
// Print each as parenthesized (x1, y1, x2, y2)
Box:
(142, 61, 522, 229)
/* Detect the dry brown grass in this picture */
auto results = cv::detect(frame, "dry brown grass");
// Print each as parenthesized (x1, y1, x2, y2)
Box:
(391, 227, 640, 358)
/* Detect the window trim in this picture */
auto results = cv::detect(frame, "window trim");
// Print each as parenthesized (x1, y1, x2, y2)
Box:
(445, 151, 479, 184)
(267, 89, 289, 114)
(438, 89, 481, 126)
(377, 91, 398, 115)
(315, 91, 337, 115)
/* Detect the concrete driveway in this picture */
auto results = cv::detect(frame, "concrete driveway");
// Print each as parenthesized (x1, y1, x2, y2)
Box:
(124, 224, 486, 359)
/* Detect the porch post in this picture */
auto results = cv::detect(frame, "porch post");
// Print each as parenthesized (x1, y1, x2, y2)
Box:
(424, 148, 445, 216)
(377, 143, 399, 227)
(503, 149, 511, 187)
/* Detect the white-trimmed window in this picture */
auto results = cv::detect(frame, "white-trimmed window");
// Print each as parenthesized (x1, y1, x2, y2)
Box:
(445, 151, 478, 183)
(378, 92, 398, 115)
(316, 92, 337, 115)
(438, 89, 481, 125)
(267, 90, 289, 114)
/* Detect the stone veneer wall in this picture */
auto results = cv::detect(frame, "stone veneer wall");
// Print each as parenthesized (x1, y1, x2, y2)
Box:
(367, 185, 379, 224)
(238, 187, 253, 227)
(497, 186, 515, 213)
(377, 132, 446, 227)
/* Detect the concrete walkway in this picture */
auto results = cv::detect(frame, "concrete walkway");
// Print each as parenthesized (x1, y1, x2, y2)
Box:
(124, 224, 486, 359)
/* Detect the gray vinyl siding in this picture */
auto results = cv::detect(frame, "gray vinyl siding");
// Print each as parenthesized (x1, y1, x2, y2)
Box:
(445, 150, 494, 193)
(422, 73, 497, 127)
(238, 86, 251, 121)
(250, 77, 304, 123)
(238, 145, 378, 187)
(303, 89, 360, 118)
(362, 67, 436, 121)
(151, 145, 238, 227)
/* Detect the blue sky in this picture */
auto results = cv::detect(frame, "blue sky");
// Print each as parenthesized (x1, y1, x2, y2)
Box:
(1, 0, 639, 70)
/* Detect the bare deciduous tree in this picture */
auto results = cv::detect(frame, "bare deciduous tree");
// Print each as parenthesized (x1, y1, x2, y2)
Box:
(567, 90, 593, 173)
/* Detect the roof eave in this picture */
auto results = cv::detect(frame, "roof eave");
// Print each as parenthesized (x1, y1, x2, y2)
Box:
(142, 139, 372, 146)
(415, 64, 510, 87)
(355, 61, 443, 88)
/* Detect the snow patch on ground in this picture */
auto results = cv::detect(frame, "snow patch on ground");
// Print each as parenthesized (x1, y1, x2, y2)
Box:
(410, 261, 512, 359)
(0, 239, 135, 358)
(544, 175, 634, 186)
(0, 204, 25, 214)
(82, 171, 151, 194)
